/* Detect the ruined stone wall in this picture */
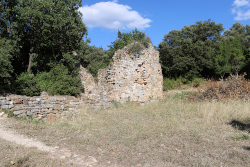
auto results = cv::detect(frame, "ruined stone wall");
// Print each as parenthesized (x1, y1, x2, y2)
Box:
(0, 94, 80, 121)
(81, 43, 163, 109)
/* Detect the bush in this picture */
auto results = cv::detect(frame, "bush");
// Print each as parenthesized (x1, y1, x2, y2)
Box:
(36, 64, 83, 96)
(14, 73, 41, 96)
(188, 74, 250, 101)
(190, 77, 204, 87)
(14, 64, 83, 96)
(163, 78, 183, 91)
(127, 42, 145, 54)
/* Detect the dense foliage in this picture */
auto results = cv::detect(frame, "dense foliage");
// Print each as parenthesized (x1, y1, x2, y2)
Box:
(0, 0, 86, 95)
(0, 38, 14, 88)
(79, 43, 110, 77)
(159, 20, 224, 80)
(0, 1, 249, 96)
(159, 20, 250, 80)
(108, 28, 151, 57)
(14, 65, 82, 96)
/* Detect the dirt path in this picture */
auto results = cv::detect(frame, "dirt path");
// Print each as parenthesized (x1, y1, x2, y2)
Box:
(0, 117, 99, 167)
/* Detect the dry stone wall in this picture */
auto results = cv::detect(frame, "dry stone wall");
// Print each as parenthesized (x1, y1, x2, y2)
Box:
(0, 93, 80, 121)
(81, 43, 163, 109)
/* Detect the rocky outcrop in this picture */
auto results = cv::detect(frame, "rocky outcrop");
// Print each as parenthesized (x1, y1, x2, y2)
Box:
(80, 43, 163, 109)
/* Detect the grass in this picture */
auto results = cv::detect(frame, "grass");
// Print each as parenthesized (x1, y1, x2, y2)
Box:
(0, 139, 71, 167)
(231, 134, 250, 141)
(2, 97, 250, 166)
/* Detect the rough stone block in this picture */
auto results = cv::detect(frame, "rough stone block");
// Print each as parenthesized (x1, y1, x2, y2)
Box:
(28, 101, 40, 104)
(41, 104, 54, 108)
(36, 98, 41, 101)
(1, 105, 10, 109)
(31, 109, 40, 113)
(13, 111, 22, 115)
(49, 97, 57, 102)
(23, 100, 28, 105)
(40, 91, 48, 96)
(0, 100, 7, 105)
(27, 111, 33, 116)
(14, 100, 23, 104)
(24, 106, 40, 110)
(69, 102, 80, 105)
(53, 105, 61, 110)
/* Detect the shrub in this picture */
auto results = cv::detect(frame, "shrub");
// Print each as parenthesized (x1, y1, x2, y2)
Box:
(14, 73, 41, 96)
(127, 42, 145, 54)
(191, 77, 204, 87)
(14, 64, 83, 96)
(163, 78, 183, 91)
(36, 64, 83, 96)
(188, 74, 250, 101)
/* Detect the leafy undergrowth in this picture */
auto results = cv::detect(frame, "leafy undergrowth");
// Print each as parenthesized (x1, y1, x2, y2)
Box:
(188, 75, 250, 102)
(2, 99, 250, 166)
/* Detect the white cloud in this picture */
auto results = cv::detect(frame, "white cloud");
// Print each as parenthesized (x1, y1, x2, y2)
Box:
(232, 0, 250, 20)
(79, 1, 152, 30)
(233, 0, 249, 7)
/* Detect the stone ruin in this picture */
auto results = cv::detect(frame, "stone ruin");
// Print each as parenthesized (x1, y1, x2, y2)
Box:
(80, 43, 163, 109)
(0, 43, 163, 120)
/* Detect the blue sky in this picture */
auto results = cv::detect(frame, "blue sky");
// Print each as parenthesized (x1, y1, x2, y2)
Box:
(79, 0, 250, 49)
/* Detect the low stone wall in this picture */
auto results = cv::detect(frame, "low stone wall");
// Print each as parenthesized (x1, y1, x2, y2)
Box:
(0, 94, 81, 121)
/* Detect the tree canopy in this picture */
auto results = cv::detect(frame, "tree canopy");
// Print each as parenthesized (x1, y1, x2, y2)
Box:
(1, 0, 87, 74)
(0, 0, 87, 95)
(159, 20, 224, 80)
(108, 28, 151, 57)
(159, 20, 250, 80)
(1, 1, 250, 96)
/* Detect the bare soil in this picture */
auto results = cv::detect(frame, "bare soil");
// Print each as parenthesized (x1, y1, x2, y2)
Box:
(0, 117, 101, 167)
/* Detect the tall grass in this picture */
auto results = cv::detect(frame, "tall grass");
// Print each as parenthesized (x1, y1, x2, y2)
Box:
(8, 97, 250, 166)
(50, 99, 250, 166)
(163, 77, 204, 91)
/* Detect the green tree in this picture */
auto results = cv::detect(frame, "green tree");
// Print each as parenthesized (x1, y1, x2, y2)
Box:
(0, 0, 87, 95)
(159, 20, 224, 80)
(214, 38, 232, 79)
(224, 22, 250, 77)
(79, 42, 110, 77)
(4, 0, 87, 74)
(108, 28, 151, 57)
(0, 0, 19, 38)
(230, 37, 245, 76)
(0, 38, 14, 89)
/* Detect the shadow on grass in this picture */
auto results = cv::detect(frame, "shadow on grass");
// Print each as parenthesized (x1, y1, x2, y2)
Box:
(243, 146, 250, 151)
(229, 120, 250, 133)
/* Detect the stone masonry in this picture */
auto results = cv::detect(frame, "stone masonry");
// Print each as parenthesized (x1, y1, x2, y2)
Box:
(80, 43, 163, 109)
(0, 93, 80, 121)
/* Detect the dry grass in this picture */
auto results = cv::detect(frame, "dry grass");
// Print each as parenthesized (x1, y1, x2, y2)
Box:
(188, 75, 250, 101)
(0, 138, 73, 167)
(1, 97, 250, 166)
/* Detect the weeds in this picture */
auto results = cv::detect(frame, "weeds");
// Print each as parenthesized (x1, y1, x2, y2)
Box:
(163, 77, 204, 91)
(2, 94, 250, 166)
(232, 134, 249, 141)
(127, 42, 145, 54)
(188, 74, 250, 101)
(170, 91, 191, 100)
(2, 109, 14, 118)
(15, 154, 30, 166)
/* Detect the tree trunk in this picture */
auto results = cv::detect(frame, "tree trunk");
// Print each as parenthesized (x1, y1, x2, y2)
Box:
(27, 46, 34, 73)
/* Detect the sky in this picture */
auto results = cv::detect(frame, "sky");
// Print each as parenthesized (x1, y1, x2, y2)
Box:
(79, 0, 250, 49)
